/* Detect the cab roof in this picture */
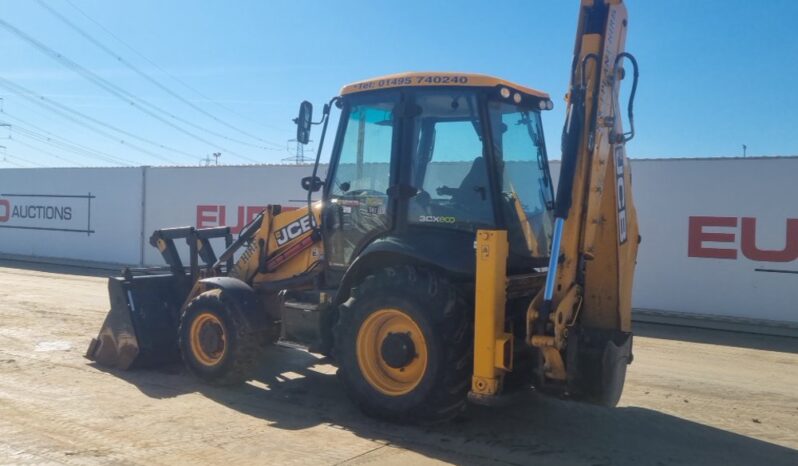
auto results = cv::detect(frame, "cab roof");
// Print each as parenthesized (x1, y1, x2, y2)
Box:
(340, 72, 550, 100)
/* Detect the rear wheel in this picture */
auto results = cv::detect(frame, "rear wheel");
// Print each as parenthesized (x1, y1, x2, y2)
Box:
(178, 290, 264, 385)
(335, 266, 471, 423)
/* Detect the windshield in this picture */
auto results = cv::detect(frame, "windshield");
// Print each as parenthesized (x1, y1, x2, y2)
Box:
(487, 99, 554, 257)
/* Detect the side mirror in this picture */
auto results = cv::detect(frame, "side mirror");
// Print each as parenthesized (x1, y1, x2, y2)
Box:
(294, 101, 313, 145)
(301, 175, 324, 192)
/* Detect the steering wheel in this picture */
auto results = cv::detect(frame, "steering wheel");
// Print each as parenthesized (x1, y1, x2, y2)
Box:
(344, 188, 385, 197)
(412, 189, 432, 214)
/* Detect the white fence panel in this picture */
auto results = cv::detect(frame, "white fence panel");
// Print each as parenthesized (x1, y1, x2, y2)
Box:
(630, 158, 798, 323)
(0, 167, 142, 264)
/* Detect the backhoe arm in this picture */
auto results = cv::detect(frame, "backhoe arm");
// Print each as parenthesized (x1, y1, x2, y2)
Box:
(528, 0, 640, 404)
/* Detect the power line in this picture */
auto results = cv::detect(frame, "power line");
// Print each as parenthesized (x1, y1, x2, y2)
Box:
(0, 80, 179, 164)
(4, 152, 46, 168)
(9, 136, 84, 167)
(282, 139, 314, 164)
(0, 18, 260, 163)
(38, 0, 284, 149)
(1, 157, 25, 168)
(0, 144, 19, 168)
(62, 0, 285, 138)
(2, 119, 135, 166)
(0, 77, 189, 163)
(12, 125, 133, 166)
(0, 110, 134, 165)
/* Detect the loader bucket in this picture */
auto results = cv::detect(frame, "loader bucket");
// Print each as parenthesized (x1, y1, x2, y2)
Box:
(86, 273, 186, 369)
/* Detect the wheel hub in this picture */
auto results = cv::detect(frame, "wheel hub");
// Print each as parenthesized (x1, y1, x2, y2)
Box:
(356, 308, 429, 396)
(198, 321, 224, 356)
(380, 332, 416, 369)
(189, 312, 227, 366)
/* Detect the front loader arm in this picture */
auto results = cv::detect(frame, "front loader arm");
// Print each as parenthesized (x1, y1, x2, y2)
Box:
(162, 203, 324, 313)
(241, 203, 324, 289)
(528, 0, 640, 402)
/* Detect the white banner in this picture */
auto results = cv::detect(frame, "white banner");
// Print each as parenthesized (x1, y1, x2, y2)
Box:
(0, 167, 142, 264)
(630, 158, 798, 323)
(0, 192, 93, 233)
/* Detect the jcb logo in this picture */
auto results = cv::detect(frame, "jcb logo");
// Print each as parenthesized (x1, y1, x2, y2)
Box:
(615, 147, 628, 245)
(275, 215, 313, 246)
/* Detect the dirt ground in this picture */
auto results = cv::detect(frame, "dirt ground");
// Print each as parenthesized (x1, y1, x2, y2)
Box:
(0, 261, 796, 465)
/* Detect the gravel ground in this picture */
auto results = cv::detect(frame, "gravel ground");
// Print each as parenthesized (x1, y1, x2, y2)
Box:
(0, 261, 796, 465)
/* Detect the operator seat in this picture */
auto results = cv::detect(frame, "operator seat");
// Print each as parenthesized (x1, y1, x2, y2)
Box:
(451, 156, 489, 206)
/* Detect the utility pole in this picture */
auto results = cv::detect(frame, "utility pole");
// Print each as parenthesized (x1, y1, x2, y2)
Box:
(0, 126, 8, 165)
(742, 144, 747, 158)
(282, 139, 313, 164)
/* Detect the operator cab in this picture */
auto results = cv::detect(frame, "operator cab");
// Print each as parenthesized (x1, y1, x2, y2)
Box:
(300, 72, 556, 277)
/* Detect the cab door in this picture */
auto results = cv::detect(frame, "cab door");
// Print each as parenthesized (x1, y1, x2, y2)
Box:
(323, 92, 399, 270)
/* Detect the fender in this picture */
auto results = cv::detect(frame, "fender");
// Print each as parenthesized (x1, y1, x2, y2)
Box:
(198, 276, 271, 331)
(334, 228, 475, 305)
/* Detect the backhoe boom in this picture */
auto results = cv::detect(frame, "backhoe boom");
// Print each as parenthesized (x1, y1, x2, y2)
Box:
(528, 0, 640, 404)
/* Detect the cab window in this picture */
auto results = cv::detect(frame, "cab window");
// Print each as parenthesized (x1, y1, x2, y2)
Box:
(407, 91, 494, 229)
(330, 102, 394, 196)
(488, 100, 554, 257)
(325, 95, 397, 267)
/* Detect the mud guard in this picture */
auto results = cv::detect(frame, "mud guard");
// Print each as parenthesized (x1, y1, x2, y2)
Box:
(198, 277, 271, 332)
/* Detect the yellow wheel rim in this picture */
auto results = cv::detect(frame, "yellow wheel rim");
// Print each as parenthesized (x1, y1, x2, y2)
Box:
(189, 312, 227, 366)
(356, 308, 428, 396)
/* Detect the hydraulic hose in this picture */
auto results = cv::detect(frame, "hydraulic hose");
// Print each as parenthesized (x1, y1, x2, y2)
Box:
(537, 73, 587, 331)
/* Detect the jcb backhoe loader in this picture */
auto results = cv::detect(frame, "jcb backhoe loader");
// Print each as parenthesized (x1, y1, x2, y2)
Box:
(87, 0, 640, 422)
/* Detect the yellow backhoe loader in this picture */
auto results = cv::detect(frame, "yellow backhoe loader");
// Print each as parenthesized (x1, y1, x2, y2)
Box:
(87, 0, 640, 422)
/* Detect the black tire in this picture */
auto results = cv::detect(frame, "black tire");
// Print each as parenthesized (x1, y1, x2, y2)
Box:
(566, 330, 632, 407)
(334, 266, 472, 423)
(569, 357, 627, 406)
(178, 289, 264, 385)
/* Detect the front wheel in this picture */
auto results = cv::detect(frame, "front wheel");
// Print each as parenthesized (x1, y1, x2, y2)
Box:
(178, 290, 264, 385)
(335, 266, 472, 423)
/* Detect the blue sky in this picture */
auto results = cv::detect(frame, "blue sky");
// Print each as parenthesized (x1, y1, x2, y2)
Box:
(0, 0, 796, 167)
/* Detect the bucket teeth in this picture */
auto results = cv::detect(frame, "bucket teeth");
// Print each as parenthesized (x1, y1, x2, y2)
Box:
(84, 307, 140, 370)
